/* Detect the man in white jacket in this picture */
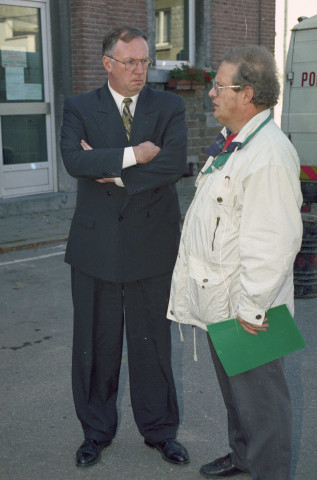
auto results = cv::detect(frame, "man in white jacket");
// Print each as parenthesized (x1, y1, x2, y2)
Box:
(168, 46, 303, 479)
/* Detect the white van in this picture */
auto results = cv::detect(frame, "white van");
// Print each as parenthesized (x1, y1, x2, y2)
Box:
(282, 14, 317, 204)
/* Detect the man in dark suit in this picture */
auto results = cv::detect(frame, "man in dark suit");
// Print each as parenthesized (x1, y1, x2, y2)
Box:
(60, 25, 189, 468)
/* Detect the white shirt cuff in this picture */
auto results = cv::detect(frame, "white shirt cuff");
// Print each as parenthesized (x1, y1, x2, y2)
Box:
(114, 178, 125, 187)
(123, 147, 137, 168)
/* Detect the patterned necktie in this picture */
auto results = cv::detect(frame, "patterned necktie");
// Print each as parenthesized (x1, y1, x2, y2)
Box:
(122, 97, 133, 140)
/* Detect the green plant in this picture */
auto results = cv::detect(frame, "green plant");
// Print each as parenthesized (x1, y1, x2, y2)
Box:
(169, 63, 215, 84)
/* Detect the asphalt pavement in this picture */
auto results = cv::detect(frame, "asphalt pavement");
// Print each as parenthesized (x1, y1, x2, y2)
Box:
(0, 177, 316, 480)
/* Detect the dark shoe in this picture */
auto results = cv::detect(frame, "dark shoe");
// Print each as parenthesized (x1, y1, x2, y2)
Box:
(200, 453, 246, 477)
(144, 438, 190, 465)
(75, 438, 111, 467)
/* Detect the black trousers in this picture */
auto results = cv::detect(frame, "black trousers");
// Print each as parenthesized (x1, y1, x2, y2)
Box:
(71, 268, 179, 443)
(207, 334, 292, 480)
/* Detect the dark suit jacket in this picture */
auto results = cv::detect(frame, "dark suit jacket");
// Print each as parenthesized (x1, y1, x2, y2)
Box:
(60, 83, 187, 282)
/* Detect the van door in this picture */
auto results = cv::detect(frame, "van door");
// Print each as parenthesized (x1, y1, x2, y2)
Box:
(282, 15, 317, 173)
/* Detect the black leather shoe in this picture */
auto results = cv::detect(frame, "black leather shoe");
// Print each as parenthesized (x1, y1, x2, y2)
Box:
(75, 438, 111, 467)
(200, 453, 246, 477)
(144, 438, 190, 465)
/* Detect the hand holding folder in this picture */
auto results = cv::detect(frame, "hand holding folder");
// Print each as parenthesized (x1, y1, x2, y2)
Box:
(207, 304, 305, 377)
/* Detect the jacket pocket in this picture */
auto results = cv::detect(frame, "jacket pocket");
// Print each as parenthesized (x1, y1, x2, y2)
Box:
(73, 212, 95, 229)
(211, 216, 220, 251)
(187, 256, 235, 325)
(207, 174, 237, 208)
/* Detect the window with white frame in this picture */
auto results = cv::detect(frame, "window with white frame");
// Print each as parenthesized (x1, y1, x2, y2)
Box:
(155, 0, 195, 67)
(156, 8, 170, 47)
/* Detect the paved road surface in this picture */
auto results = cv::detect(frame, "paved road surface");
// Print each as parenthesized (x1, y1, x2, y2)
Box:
(0, 242, 316, 479)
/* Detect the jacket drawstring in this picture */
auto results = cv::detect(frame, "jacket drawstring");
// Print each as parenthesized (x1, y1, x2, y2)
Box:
(178, 323, 198, 362)
(193, 326, 198, 362)
(178, 322, 184, 342)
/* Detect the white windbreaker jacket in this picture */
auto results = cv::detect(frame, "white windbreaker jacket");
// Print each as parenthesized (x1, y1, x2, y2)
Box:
(167, 110, 303, 330)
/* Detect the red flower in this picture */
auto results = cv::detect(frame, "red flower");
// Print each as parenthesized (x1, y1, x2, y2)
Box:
(169, 64, 215, 84)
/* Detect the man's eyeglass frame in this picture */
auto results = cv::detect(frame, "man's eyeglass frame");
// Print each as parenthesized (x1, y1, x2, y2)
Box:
(107, 55, 153, 71)
(212, 79, 242, 96)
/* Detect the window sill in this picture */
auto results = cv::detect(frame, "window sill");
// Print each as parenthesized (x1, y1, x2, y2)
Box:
(147, 68, 170, 83)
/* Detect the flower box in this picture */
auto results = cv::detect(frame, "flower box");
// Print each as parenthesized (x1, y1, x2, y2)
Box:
(167, 64, 215, 90)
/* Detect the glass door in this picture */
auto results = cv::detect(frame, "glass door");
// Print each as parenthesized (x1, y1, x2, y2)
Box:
(0, 0, 55, 198)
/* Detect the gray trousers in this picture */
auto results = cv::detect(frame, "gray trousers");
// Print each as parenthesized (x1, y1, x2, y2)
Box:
(207, 334, 292, 480)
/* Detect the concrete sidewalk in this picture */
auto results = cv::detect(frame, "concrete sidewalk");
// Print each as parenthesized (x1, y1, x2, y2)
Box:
(0, 177, 196, 253)
(1, 177, 316, 254)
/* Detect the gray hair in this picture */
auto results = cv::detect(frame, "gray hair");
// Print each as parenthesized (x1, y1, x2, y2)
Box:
(222, 45, 280, 108)
(102, 26, 148, 57)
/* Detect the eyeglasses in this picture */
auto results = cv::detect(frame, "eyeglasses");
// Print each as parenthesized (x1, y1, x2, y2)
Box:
(107, 56, 153, 71)
(212, 79, 242, 96)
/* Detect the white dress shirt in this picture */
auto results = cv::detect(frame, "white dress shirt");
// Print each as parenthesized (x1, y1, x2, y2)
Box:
(108, 82, 139, 184)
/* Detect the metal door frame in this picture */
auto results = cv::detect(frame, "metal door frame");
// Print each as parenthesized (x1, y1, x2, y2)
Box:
(0, 0, 57, 198)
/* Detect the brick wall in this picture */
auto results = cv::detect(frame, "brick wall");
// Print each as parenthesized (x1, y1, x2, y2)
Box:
(70, 0, 147, 93)
(69, 0, 276, 169)
(70, 0, 276, 92)
(210, 0, 276, 71)
(162, 1, 277, 171)
(167, 87, 218, 169)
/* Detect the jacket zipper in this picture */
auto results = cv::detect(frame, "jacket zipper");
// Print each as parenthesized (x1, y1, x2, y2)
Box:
(212, 217, 220, 251)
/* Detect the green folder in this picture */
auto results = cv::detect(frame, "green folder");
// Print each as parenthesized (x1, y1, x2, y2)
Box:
(207, 304, 305, 377)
